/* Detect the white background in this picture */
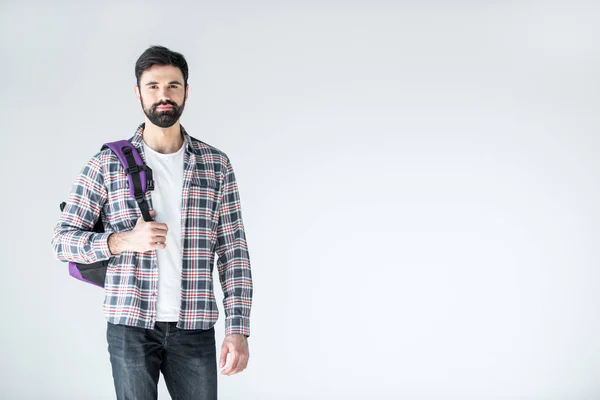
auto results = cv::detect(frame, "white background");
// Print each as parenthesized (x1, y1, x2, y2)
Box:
(1, 0, 599, 399)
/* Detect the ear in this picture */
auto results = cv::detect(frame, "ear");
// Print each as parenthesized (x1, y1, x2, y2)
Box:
(134, 85, 141, 101)
(185, 84, 189, 101)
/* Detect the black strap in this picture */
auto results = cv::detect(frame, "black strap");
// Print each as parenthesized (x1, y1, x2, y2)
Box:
(125, 164, 154, 191)
(122, 146, 153, 222)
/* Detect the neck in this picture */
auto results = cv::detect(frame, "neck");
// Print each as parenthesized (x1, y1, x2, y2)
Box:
(142, 120, 184, 154)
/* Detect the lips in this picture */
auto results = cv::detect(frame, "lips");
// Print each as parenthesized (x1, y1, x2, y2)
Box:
(156, 105, 173, 110)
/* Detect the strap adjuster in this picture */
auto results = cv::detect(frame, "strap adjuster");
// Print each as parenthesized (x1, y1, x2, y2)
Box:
(125, 165, 140, 174)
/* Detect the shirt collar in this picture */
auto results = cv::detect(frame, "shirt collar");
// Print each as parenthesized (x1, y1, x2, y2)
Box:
(130, 122, 196, 154)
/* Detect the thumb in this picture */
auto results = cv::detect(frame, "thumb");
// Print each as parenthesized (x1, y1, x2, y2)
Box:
(219, 343, 229, 369)
(138, 209, 156, 224)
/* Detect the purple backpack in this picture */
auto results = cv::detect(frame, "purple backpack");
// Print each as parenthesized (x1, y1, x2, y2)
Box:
(59, 140, 155, 287)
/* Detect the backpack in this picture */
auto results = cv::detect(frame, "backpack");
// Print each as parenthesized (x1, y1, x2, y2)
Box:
(59, 140, 155, 288)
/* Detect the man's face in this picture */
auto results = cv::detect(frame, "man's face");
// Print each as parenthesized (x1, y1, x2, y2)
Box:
(135, 64, 188, 128)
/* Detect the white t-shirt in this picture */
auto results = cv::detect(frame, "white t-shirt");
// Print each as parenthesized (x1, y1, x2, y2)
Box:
(142, 140, 185, 322)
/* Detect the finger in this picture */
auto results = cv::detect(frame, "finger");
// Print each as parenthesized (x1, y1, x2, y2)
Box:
(219, 344, 229, 369)
(237, 354, 249, 371)
(152, 233, 167, 241)
(234, 354, 248, 373)
(150, 242, 166, 250)
(150, 223, 168, 231)
(149, 210, 157, 217)
(222, 352, 240, 375)
(222, 354, 236, 374)
(149, 229, 168, 238)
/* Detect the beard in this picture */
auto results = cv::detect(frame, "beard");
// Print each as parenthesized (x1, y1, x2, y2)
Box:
(140, 96, 186, 128)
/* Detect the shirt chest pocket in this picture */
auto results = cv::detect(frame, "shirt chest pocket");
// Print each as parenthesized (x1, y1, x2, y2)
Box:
(105, 178, 144, 229)
(187, 176, 221, 215)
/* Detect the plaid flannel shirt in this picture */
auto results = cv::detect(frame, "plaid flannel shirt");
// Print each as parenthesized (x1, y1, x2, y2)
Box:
(51, 123, 253, 336)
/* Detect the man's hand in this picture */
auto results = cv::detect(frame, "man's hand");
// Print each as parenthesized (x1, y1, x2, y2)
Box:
(108, 210, 168, 255)
(219, 334, 249, 376)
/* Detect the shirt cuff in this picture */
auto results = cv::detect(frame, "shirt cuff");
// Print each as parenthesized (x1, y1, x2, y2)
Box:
(225, 316, 251, 337)
(92, 232, 113, 261)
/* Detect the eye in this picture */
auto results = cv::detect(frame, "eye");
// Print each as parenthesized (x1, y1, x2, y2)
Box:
(149, 85, 158, 89)
(170, 85, 179, 89)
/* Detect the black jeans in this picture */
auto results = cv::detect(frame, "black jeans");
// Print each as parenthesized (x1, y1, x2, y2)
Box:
(106, 321, 217, 400)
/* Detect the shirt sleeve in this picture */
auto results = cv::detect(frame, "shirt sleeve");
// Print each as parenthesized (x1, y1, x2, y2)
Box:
(51, 152, 113, 264)
(215, 156, 253, 337)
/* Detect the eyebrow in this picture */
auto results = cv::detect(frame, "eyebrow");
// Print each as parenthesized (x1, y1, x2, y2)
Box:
(144, 81, 184, 86)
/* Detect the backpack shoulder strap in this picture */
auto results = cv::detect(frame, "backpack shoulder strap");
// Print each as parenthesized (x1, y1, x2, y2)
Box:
(101, 140, 154, 222)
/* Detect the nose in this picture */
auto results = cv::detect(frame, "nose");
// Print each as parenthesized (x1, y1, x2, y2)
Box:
(158, 86, 171, 102)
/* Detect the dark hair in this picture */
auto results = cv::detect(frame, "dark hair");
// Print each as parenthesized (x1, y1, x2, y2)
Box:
(135, 45, 189, 87)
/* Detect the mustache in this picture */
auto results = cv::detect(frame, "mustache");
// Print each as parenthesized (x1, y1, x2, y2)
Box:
(153, 101, 178, 109)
